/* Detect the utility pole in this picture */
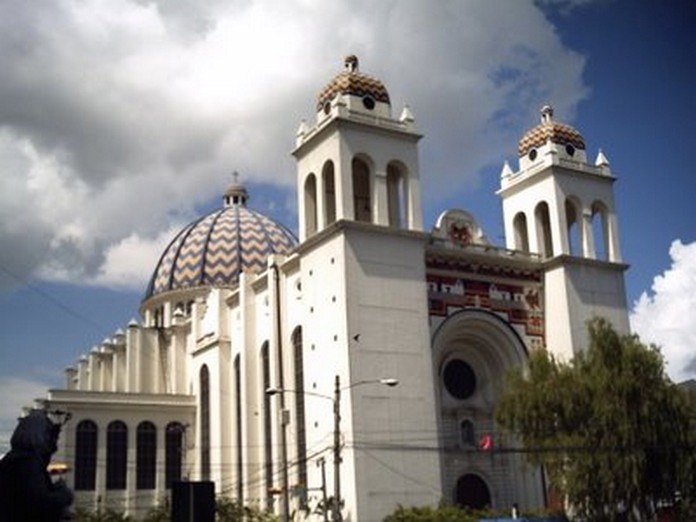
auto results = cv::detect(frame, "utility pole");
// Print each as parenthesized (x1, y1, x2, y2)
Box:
(317, 457, 328, 522)
(280, 408, 290, 522)
(333, 374, 342, 522)
(267, 374, 397, 522)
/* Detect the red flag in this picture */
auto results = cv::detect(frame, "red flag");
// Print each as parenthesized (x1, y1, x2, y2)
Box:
(479, 433, 493, 451)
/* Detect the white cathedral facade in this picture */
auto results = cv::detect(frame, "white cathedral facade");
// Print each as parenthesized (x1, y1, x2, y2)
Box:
(42, 55, 629, 521)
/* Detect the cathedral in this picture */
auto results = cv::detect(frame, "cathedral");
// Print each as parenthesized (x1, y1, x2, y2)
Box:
(41, 55, 629, 521)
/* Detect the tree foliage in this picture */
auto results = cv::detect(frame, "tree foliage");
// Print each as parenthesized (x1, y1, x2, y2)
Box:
(215, 497, 279, 522)
(382, 504, 565, 522)
(73, 508, 131, 522)
(72, 496, 278, 522)
(383, 504, 499, 522)
(496, 317, 696, 521)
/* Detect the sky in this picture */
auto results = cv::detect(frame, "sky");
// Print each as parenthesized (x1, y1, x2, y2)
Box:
(0, 0, 694, 450)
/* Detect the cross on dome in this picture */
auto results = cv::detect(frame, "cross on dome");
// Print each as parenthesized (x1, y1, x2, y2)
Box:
(224, 171, 249, 207)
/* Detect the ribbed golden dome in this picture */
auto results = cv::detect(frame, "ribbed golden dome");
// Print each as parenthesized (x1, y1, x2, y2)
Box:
(518, 105, 585, 157)
(316, 55, 390, 111)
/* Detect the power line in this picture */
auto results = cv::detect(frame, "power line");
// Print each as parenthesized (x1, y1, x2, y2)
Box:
(0, 263, 108, 335)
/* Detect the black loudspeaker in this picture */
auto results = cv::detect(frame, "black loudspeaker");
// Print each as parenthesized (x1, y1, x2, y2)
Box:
(171, 481, 215, 522)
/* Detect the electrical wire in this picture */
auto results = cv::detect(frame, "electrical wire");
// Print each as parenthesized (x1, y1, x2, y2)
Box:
(0, 263, 109, 334)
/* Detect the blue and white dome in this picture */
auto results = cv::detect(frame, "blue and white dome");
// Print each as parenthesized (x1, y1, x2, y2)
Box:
(144, 182, 298, 299)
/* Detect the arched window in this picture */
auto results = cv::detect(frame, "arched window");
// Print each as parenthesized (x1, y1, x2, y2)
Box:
(535, 201, 554, 258)
(137, 421, 157, 490)
(460, 419, 475, 447)
(261, 342, 273, 509)
(512, 212, 529, 252)
(234, 355, 244, 501)
(200, 365, 211, 481)
(106, 421, 127, 490)
(352, 157, 371, 223)
(565, 198, 582, 256)
(322, 161, 336, 225)
(165, 422, 184, 489)
(293, 327, 308, 506)
(74, 420, 97, 491)
(304, 174, 318, 237)
(591, 200, 609, 260)
(387, 162, 408, 229)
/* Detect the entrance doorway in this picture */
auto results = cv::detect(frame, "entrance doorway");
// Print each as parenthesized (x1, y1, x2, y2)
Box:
(455, 474, 491, 510)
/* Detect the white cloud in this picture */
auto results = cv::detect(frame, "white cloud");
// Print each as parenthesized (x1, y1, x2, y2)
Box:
(0, 376, 51, 454)
(630, 240, 696, 383)
(88, 228, 180, 289)
(0, 0, 589, 291)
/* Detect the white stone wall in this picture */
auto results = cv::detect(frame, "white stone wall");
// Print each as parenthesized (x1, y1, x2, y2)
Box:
(47, 390, 196, 520)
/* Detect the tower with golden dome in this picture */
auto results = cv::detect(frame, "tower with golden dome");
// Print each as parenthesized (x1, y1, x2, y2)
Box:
(499, 104, 629, 360)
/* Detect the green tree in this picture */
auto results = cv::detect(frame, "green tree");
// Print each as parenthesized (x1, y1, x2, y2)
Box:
(72, 507, 131, 522)
(141, 497, 170, 522)
(382, 504, 496, 522)
(215, 496, 279, 522)
(496, 317, 696, 521)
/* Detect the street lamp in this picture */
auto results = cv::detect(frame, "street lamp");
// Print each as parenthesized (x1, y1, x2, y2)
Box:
(267, 374, 398, 522)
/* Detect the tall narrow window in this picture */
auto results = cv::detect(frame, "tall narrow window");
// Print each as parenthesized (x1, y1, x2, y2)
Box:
(293, 327, 308, 506)
(106, 421, 127, 490)
(304, 174, 318, 237)
(74, 420, 97, 491)
(460, 420, 475, 447)
(234, 354, 244, 501)
(322, 161, 336, 225)
(535, 201, 554, 258)
(565, 198, 581, 256)
(200, 365, 211, 481)
(513, 212, 529, 252)
(261, 342, 273, 510)
(165, 422, 184, 488)
(387, 162, 408, 229)
(136, 421, 157, 490)
(352, 157, 371, 223)
(591, 200, 609, 260)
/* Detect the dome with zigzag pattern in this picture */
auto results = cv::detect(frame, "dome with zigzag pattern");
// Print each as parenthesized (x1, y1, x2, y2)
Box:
(316, 54, 390, 111)
(518, 104, 585, 157)
(144, 182, 298, 300)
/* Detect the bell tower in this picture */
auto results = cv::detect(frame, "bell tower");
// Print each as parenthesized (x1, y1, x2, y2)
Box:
(290, 57, 441, 522)
(292, 55, 424, 241)
(498, 105, 629, 359)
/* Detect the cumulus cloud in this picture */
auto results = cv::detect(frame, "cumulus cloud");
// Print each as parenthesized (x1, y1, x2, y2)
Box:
(41, 227, 179, 289)
(0, 0, 588, 292)
(630, 240, 696, 383)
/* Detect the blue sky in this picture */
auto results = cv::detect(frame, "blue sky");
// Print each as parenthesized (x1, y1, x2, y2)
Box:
(0, 0, 694, 448)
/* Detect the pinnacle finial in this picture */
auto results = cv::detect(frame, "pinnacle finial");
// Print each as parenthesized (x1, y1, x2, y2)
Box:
(595, 149, 610, 167)
(540, 104, 554, 123)
(344, 54, 359, 72)
(500, 161, 513, 179)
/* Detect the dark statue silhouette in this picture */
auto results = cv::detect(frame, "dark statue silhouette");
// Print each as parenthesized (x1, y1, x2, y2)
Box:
(0, 409, 74, 521)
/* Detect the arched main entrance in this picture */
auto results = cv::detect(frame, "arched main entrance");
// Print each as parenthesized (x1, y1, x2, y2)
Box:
(456, 474, 491, 510)
(432, 309, 530, 509)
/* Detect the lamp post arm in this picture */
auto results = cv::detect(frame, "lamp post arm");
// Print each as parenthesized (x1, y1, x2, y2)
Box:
(266, 374, 397, 522)
(266, 386, 333, 402)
